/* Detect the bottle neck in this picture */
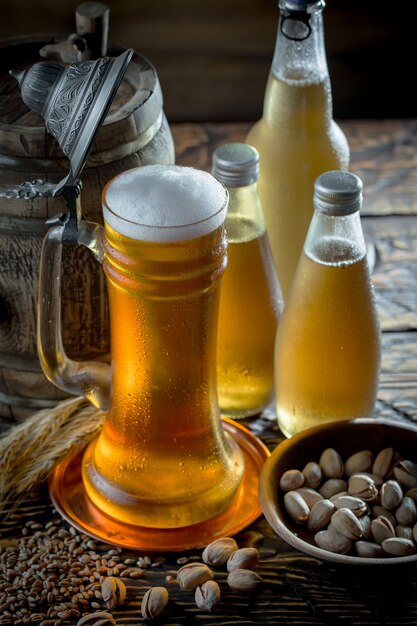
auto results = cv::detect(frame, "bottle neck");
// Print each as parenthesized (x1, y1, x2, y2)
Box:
(226, 183, 266, 241)
(304, 210, 367, 265)
(272, 5, 328, 85)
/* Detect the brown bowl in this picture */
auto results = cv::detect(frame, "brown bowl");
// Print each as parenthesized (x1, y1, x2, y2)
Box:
(259, 418, 417, 566)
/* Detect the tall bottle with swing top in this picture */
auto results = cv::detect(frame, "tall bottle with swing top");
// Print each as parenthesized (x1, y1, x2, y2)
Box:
(246, 0, 349, 299)
(275, 171, 381, 438)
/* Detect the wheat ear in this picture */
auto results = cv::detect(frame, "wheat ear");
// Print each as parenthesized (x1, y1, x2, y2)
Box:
(0, 397, 104, 515)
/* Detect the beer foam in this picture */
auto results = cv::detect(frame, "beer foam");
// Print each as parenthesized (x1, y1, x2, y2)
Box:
(103, 165, 227, 242)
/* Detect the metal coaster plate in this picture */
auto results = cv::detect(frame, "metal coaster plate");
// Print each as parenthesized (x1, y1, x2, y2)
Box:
(48, 418, 270, 552)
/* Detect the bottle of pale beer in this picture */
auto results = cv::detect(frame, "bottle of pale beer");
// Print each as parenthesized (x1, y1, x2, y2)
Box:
(212, 143, 283, 418)
(275, 171, 381, 437)
(246, 0, 349, 299)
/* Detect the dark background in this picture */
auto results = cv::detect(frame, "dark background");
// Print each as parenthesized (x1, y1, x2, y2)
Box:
(0, 0, 414, 123)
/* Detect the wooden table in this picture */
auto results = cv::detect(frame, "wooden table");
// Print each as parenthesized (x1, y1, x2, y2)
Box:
(1, 119, 417, 625)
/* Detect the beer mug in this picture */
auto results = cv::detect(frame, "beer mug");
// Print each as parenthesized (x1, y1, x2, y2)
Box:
(38, 165, 245, 529)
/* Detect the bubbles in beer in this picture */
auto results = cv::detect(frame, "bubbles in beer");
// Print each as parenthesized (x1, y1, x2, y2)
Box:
(103, 165, 227, 242)
(308, 237, 365, 267)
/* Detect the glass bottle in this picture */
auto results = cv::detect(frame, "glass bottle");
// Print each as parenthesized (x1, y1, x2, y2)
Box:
(275, 171, 381, 438)
(246, 0, 350, 299)
(212, 143, 283, 418)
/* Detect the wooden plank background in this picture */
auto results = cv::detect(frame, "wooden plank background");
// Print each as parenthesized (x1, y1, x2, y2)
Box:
(0, 0, 415, 122)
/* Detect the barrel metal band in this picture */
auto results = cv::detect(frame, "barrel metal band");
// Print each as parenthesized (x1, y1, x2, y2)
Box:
(0, 111, 164, 174)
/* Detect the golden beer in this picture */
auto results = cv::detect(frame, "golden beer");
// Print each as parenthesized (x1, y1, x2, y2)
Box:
(247, 75, 349, 298)
(276, 236, 381, 438)
(217, 213, 281, 416)
(81, 165, 245, 528)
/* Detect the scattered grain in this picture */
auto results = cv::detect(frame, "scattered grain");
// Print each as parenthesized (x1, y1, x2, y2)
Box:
(0, 517, 134, 624)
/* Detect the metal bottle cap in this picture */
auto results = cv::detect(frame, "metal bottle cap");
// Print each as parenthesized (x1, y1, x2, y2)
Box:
(314, 171, 363, 216)
(212, 143, 259, 187)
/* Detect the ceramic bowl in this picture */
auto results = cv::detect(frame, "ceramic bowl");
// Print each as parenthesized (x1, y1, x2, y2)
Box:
(259, 418, 417, 566)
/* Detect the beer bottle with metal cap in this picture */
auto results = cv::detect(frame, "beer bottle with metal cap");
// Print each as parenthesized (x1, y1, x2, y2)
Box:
(275, 171, 381, 437)
(247, 0, 350, 299)
(212, 143, 283, 418)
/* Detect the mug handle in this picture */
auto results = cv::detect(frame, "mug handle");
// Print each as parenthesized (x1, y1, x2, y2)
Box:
(37, 195, 111, 411)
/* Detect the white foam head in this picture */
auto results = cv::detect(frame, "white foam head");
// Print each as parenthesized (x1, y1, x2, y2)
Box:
(102, 165, 228, 242)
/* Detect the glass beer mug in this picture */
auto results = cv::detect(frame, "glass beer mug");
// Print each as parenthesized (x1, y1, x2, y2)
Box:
(38, 165, 245, 529)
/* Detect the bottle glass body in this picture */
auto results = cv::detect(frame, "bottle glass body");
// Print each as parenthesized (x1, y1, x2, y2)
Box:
(217, 183, 283, 418)
(275, 208, 381, 438)
(246, 5, 350, 298)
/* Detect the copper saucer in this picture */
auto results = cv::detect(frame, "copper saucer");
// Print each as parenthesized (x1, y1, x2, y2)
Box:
(48, 418, 270, 552)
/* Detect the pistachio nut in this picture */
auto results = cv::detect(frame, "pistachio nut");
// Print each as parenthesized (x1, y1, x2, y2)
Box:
(395, 524, 413, 541)
(177, 563, 214, 591)
(141, 587, 169, 620)
(295, 487, 323, 508)
(319, 448, 344, 479)
(358, 513, 372, 539)
(195, 580, 221, 612)
(351, 471, 383, 487)
(381, 537, 416, 556)
(202, 537, 238, 566)
(371, 516, 396, 545)
(329, 491, 349, 502)
(302, 461, 322, 489)
(227, 568, 263, 593)
(319, 479, 348, 499)
(227, 547, 259, 572)
(332, 495, 368, 517)
(314, 529, 352, 554)
(344, 450, 373, 477)
(395, 496, 417, 525)
(405, 486, 417, 503)
(371, 505, 396, 527)
(372, 447, 395, 479)
(283, 491, 310, 524)
(413, 522, 417, 543)
(348, 474, 378, 501)
(329, 508, 363, 541)
(76, 613, 116, 626)
(355, 540, 383, 558)
(279, 469, 305, 491)
(394, 460, 417, 489)
(380, 480, 403, 510)
(307, 499, 335, 532)
(100, 576, 126, 610)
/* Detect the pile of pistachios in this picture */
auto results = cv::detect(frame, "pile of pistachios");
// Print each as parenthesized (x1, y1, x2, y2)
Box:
(280, 447, 417, 558)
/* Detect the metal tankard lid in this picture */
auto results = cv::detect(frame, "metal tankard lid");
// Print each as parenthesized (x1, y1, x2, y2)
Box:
(6, 48, 133, 197)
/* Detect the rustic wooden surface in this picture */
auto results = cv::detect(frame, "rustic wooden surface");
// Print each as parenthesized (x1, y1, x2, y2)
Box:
(2, 119, 417, 624)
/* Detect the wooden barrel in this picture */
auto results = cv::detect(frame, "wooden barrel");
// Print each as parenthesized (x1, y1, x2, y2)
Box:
(0, 34, 175, 421)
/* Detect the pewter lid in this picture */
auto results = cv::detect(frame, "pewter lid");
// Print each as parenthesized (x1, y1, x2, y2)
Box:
(9, 48, 133, 191)
(212, 143, 259, 187)
(314, 171, 363, 216)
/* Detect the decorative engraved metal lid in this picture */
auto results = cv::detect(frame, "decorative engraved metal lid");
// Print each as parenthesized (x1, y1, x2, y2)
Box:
(6, 48, 133, 197)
